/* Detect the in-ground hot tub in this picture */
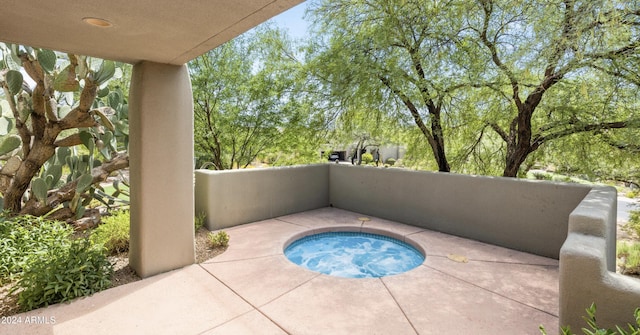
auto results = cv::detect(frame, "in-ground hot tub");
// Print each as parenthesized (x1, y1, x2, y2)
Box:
(284, 230, 425, 278)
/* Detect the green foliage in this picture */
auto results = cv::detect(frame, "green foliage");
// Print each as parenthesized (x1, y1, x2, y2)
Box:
(361, 153, 373, 164)
(531, 171, 553, 181)
(93, 60, 116, 86)
(628, 209, 640, 238)
(0, 116, 14, 136)
(190, 26, 324, 170)
(0, 213, 112, 312)
(208, 231, 229, 248)
(540, 303, 640, 335)
(385, 158, 396, 166)
(13, 238, 112, 312)
(0, 214, 73, 284)
(618, 241, 640, 276)
(0, 43, 130, 219)
(0, 135, 21, 156)
(194, 212, 206, 231)
(90, 210, 130, 255)
(94, 178, 130, 210)
(31, 177, 48, 202)
(5, 70, 23, 95)
(307, 0, 640, 178)
(552, 175, 574, 183)
(36, 49, 56, 73)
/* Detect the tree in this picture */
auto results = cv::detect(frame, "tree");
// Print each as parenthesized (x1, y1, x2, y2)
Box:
(308, 0, 479, 172)
(466, 0, 640, 176)
(190, 27, 315, 170)
(533, 74, 640, 184)
(0, 44, 129, 220)
(308, 0, 640, 177)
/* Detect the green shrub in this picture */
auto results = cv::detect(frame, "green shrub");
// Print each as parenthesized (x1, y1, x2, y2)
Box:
(12, 238, 112, 311)
(531, 171, 553, 180)
(361, 153, 373, 164)
(0, 214, 73, 284)
(208, 231, 229, 248)
(385, 158, 396, 166)
(626, 190, 638, 199)
(628, 209, 640, 238)
(618, 241, 640, 276)
(90, 210, 130, 255)
(551, 174, 573, 182)
(194, 212, 206, 231)
(540, 303, 640, 335)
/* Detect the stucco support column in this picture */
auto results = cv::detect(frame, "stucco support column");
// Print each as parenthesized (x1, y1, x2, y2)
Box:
(128, 61, 195, 278)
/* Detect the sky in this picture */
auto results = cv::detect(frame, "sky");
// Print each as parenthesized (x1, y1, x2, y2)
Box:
(265, 1, 312, 40)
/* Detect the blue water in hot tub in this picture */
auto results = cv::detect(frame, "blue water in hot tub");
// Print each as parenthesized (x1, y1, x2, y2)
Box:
(284, 232, 425, 278)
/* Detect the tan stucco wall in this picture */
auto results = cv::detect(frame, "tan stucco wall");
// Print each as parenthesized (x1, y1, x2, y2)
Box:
(329, 164, 591, 258)
(560, 187, 640, 330)
(128, 61, 195, 278)
(195, 164, 329, 230)
(194, 164, 639, 328)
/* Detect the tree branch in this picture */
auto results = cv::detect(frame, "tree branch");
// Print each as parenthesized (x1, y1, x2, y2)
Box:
(54, 133, 83, 147)
(20, 152, 129, 217)
(19, 53, 48, 140)
(477, 0, 523, 110)
(1, 82, 32, 156)
(378, 75, 435, 143)
(531, 120, 640, 150)
(488, 122, 509, 142)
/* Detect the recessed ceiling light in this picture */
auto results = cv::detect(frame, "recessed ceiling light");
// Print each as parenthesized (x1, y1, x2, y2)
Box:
(82, 17, 113, 28)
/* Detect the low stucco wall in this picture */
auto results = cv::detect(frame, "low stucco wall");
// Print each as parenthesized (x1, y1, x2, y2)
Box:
(329, 164, 591, 258)
(194, 164, 329, 230)
(194, 164, 639, 328)
(560, 187, 640, 329)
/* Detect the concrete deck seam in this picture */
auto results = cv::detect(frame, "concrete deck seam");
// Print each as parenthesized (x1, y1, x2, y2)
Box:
(403, 229, 429, 237)
(380, 277, 420, 335)
(426, 254, 559, 268)
(274, 217, 315, 228)
(423, 264, 559, 318)
(195, 309, 256, 335)
(197, 263, 293, 335)
(257, 272, 323, 309)
(201, 253, 279, 265)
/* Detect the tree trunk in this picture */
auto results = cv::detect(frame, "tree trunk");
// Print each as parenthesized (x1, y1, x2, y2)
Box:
(501, 93, 540, 177)
(20, 152, 129, 217)
(503, 146, 530, 177)
(378, 75, 451, 173)
(4, 143, 56, 212)
(429, 110, 450, 173)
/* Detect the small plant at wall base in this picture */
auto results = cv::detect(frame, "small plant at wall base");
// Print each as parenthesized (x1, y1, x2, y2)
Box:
(627, 209, 640, 238)
(361, 153, 373, 164)
(89, 210, 130, 255)
(539, 303, 640, 335)
(194, 212, 206, 231)
(618, 241, 640, 276)
(208, 231, 229, 248)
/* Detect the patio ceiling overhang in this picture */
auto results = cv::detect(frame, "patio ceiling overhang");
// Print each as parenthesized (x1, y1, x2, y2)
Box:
(0, 0, 303, 65)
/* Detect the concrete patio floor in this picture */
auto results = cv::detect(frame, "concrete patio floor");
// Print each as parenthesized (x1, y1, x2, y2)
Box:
(2, 207, 559, 335)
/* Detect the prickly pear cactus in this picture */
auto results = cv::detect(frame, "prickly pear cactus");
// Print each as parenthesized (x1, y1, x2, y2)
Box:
(0, 42, 130, 219)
